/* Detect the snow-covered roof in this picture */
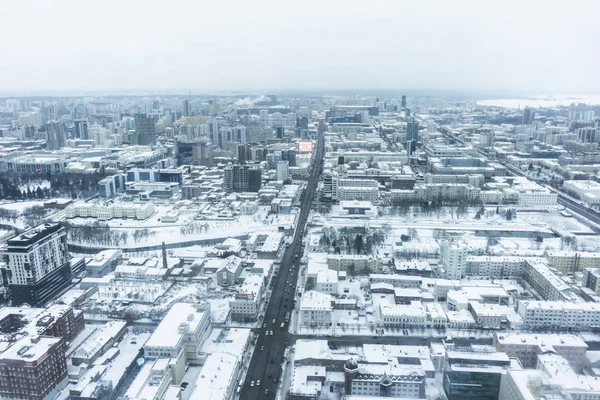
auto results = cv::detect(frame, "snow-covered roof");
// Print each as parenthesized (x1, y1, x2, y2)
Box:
(300, 291, 332, 311)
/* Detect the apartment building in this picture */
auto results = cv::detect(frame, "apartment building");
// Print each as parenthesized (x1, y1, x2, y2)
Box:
(544, 250, 600, 274)
(493, 333, 587, 372)
(2, 223, 72, 306)
(0, 336, 68, 400)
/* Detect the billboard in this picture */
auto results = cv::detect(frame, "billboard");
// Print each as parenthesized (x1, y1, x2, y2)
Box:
(298, 140, 313, 153)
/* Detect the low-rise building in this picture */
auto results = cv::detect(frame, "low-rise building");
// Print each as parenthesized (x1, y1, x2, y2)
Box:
(379, 301, 427, 327)
(230, 274, 264, 322)
(299, 291, 332, 327)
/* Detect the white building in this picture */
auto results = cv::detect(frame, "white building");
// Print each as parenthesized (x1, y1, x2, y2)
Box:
(379, 301, 427, 327)
(230, 274, 264, 322)
(517, 300, 600, 330)
(276, 160, 289, 181)
(144, 302, 211, 383)
(439, 240, 468, 279)
(315, 269, 338, 294)
(299, 291, 332, 327)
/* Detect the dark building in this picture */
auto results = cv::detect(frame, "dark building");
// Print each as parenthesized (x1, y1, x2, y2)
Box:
(407, 118, 419, 142)
(296, 117, 309, 129)
(276, 126, 285, 139)
(237, 144, 250, 163)
(1, 223, 72, 306)
(0, 336, 68, 400)
(183, 99, 191, 117)
(223, 165, 262, 192)
(401, 95, 407, 109)
(522, 107, 534, 125)
(134, 113, 155, 146)
(45, 121, 66, 150)
(281, 149, 297, 166)
(73, 119, 89, 140)
(443, 348, 515, 400)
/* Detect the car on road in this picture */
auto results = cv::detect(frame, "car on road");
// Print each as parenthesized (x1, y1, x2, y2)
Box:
(268, 373, 272, 378)
(269, 330, 273, 335)
(250, 381, 255, 387)
(264, 389, 269, 395)
(257, 380, 260, 386)
(272, 319, 276, 324)
(421, 336, 428, 340)
(261, 346, 264, 351)
(180, 382, 188, 389)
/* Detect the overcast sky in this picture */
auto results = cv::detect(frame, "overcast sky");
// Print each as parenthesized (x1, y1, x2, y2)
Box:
(1, 0, 599, 95)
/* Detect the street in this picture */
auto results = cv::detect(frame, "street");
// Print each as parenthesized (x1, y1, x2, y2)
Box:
(240, 130, 324, 399)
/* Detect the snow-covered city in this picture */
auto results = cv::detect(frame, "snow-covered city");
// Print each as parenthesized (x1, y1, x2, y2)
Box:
(1, 90, 600, 400)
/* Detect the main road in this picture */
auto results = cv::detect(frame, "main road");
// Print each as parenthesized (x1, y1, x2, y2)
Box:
(241, 129, 324, 399)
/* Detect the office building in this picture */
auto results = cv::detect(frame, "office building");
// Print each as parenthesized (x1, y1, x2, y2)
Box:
(183, 99, 191, 117)
(401, 95, 407, 109)
(443, 347, 518, 400)
(276, 160, 289, 181)
(144, 302, 211, 383)
(192, 141, 214, 167)
(406, 118, 419, 142)
(134, 113, 155, 146)
(45, 121, 66, 150)
(223, 165, 261, 192)
(522, 107, 534, 125)
(73, 119, 89, 140)
(1, 223, 72, 306)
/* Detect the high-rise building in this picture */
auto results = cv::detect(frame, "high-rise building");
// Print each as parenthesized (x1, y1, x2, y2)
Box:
(134, 113, 155, 146)
(45, 121, 66, 150)
(439, 240, 468, 279)
(281, 149, 297, 166)
(522, 107, 534, 125)
(277, 160, 289, 181)
(223, 165, 262, 192)
(183, 99, 191, 117)
(192, 141, 214, 167)
(237, 144, 249, 163)
(276, 126, 284, 139)
(401, 95, 407, 109)
(406, 118, 419, 142)
(1, 223, 71, 306)
(73, 119, 89, 140)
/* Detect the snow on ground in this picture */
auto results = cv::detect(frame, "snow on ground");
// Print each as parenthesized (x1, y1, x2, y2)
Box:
(0, 200, 46, 213)
(18, 180, 51, 192)
(65, 205, 297, 249)
(96, 281, 172, 304)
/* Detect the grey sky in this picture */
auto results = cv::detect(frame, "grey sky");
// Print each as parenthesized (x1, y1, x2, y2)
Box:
(1, 0, 599, 95)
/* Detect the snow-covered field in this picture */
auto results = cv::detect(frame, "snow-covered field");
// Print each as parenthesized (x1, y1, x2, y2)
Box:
(65, 205, 297, 249)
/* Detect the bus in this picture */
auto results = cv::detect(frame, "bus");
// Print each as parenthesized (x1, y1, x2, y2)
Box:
(280, 322, 285, 330)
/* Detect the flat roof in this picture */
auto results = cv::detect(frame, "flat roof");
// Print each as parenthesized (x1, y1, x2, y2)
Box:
(145, 303, 207, 350)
